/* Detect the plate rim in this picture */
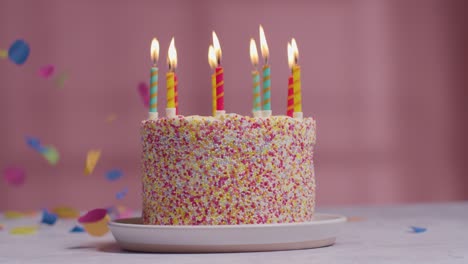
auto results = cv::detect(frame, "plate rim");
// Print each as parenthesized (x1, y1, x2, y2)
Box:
(109, 213, 346, 230)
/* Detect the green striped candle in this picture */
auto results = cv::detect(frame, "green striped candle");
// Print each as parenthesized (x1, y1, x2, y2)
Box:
(149, 67, 158, 113)
(262, 65, 271, 111)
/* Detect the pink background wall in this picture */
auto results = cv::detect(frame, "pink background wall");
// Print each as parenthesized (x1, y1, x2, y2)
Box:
(1, 0, 467, 210)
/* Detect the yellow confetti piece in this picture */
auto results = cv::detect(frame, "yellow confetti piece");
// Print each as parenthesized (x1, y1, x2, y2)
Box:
(42, 146, 60, 165)
(51, 206, 80, 219)
(84, 150, 101, 175)
(4, 211, 24, 219)
(0, 49, 7, 59)
(82, 215, 110, 237)
(10, 226, 38, 235)
(106, 114, 117, 123)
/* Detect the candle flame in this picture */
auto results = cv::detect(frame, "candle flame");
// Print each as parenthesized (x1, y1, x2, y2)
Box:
(212, 31, 222, 63)
(167, 37, 177, 70)
(291, 38, 299, 63)
(287, 42, 294, 70)
(249, 38, 259, 67)
(259, 25, 269, 62)
(151, 38, 159, 65)
(208, 45, 217, 69)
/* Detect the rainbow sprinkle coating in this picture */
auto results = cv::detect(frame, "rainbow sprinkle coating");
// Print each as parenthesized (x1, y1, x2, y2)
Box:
(141, 114, 316, 225)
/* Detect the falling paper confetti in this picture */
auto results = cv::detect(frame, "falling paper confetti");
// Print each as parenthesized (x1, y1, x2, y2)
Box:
(8, 39, 30, 65)
(4, 211, 25, 219)
(3, 166, 26, 187)
(0, 223, 4, 230)
(25, 136, 46, 153)
(42, 146, 60, 165)
(116, 187, 128, 200)
(38, 64, 55, 79)
(70, 226, 85, 233)
(56, 72, 68, 88)
(137, 82, 150, 108)
(10, 226, 38, 235)
(52, 206, 80, 219)
(0, 49, 7, 59)
(78, 208, 110, 237)
(41, 209, 58, 225)
(347, 216, 366, 222)
(410, 226, 427, 233)
(106, 114, 117, 123)
(106, 169, 123, 181)
(84, 150, 101, 175)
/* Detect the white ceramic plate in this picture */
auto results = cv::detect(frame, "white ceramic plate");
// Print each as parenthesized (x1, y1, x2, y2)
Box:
(109, 213, 346, 253)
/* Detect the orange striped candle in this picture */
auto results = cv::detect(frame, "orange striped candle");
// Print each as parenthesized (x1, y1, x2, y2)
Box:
(166, 72, 175, 109)
(174, 74, 178, 115)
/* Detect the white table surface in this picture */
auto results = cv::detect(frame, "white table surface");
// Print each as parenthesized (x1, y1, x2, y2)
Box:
(0, 202, 467, 264)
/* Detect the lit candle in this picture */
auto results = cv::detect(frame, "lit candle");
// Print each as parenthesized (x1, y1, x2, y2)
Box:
(149, 38, 159, 119)
(291, 38, 302, 118)
(260, 25, 271, 117)
(213, 31, 224, 116)
(166, 37, 177, 118)
(249, 38, 261, 117)
(287, 42, 294, 117)
(174, 74, 178, 115)
(208, 45, 217, 116)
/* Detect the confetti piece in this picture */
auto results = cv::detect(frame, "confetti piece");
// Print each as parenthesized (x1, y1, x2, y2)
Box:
(78, 209, 110, 237)
(52, 206, 80, 219)
(106, 114, 117, 123)
(70, 225, 85, 233)
(347, 216, 366, 222)
(137, 82, 150, 108)
(410, 226, 427, 233)
(41, 209, 58, 225)
(4, 211, 25, 219)
(106, 169, 123, 181)
(0, 223, 4, 230)
(84, 150, 101, 175)
(0, 49, 7, 59)
(10, 226, 38, 235)
(116, 187, 128, 200)
(56, 72, 68, 88)
(8, 39, 30, 65)
(38, 64, 55, 79)
(3, 166, 26, 187)
(42, 146, 60, 165)
(25, 136, 46, 153)
(116, 205, 133, 219)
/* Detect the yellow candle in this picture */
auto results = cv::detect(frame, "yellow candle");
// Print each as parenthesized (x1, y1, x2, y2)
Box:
(292, 65, 301, 112)
(166, 71, 175, 108)
(211, 73, 216, 116)
(291, 38, 302, 113)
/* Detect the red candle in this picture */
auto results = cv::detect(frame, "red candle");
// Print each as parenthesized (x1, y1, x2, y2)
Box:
(287, 76, 294, 117)
(215, 66, 224, 111)
(174, 74, 178, 114)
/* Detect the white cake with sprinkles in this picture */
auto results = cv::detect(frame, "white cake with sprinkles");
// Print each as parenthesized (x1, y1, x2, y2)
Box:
(141, 114, 316, 225)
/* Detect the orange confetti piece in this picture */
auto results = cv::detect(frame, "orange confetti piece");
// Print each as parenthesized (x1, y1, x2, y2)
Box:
(4, 211, 24, 219)
(0, 49, 6, 59)
(347, 216, 366, 222)
(84, 150, 101, 175)
(106, 114, 117, 123)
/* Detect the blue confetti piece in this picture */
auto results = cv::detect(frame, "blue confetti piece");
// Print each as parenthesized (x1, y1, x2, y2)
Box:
(8, 39, 30, 65)
(41, 209, 58, 225)
(70, 225, 85, 233)
(25, 136, 47, 153)
(116, 187, 128, 200)
(106, 169, 123, 181)
(410, 226, 427, 233)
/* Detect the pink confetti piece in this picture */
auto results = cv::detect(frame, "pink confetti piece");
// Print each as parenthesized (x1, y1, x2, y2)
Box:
(38, 64, 55, 79)
(3, 166, 26, 187)
(78, 208, 107, 223)
(137, 82, 150, 108)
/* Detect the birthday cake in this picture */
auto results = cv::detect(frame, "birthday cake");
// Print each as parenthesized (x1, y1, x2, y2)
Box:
(141, 114, 316, 225)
